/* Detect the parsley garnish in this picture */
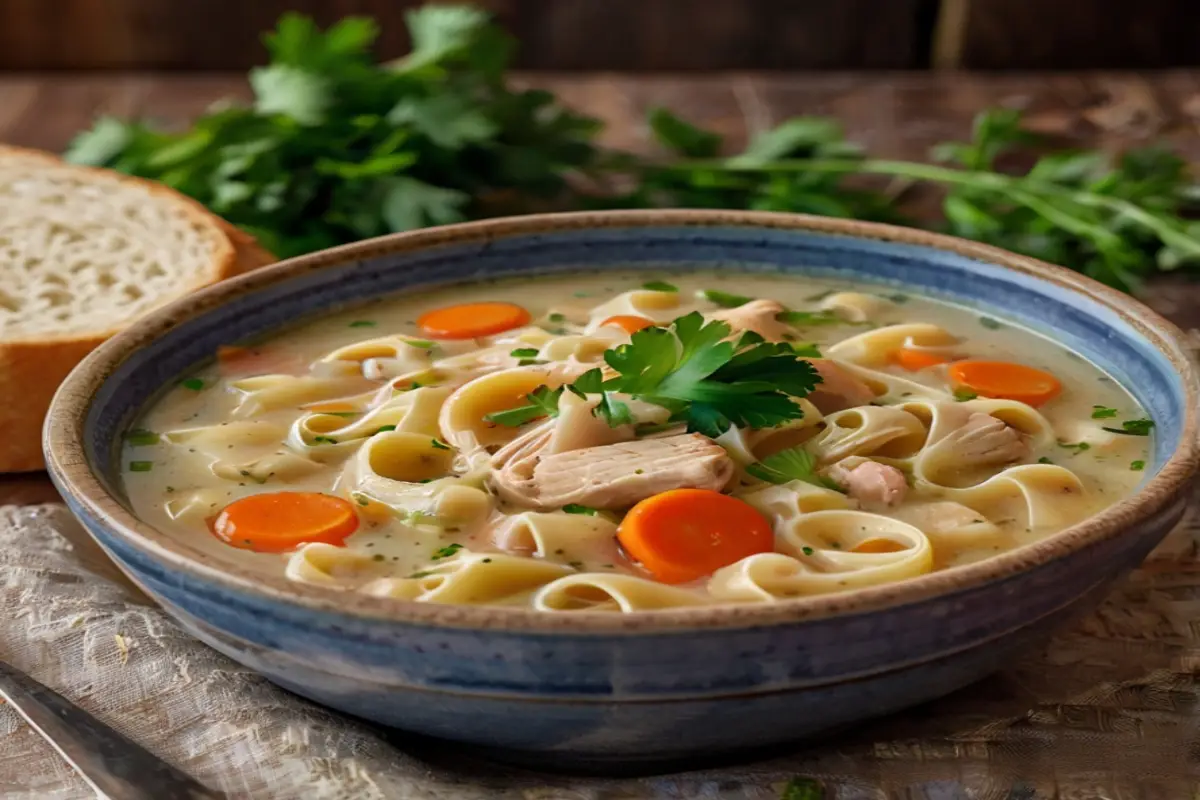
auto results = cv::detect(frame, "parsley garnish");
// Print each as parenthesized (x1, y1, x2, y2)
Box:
(642, 281, 678, 292)
(128, 461, 154, 473)
(517, 358, 546, 366)
(953, 387, 978, 401)
(431, 543, 462, 560)
(312, 435, 339, 445)
(781, 777, 825, 800)
(1091, 405, 1119, 419)
(886, 293, 910, 303)
(697, 289, 753, 308)
(349, 320, 377, 328)
(483, 385, 564, 426)
(1131, 459, 1146, 471)
(568, 560, 584, 569)
(404, 339, 435, 349)
(355, 495, 370, 506)
(430, 438, 451, 450)
(562, 504, 599, 516)
(548, 313, 566, 323)
(125, 428, 159, 447)
(375, 425, 397, 433)
(408, 570, 434, 579)
(1037, 456, 1053, 464)
(801, 546, 815, 556)
(180, 378, 205, 391)
(1058, 441, 1091, 454)
(746, 446, 842, 491)
(553, 312, 822, 437)
(510, 348, 540, 358)
(979, 317, 1003, 330)
(323, 411, 361, 418)
(1103, 418, 1155, 436)
(372, 554, 385, 562)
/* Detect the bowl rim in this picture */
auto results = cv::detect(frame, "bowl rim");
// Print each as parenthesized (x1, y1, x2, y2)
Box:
(45, 209, 1200, 634)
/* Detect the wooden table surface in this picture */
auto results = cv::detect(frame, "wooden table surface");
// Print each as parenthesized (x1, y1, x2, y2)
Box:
(2, 70, 1199, 504)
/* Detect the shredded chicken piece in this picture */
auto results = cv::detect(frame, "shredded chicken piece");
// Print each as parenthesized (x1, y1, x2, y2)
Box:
(825, 458, 908, 508)
(489, 433, 734, 510)
(938, 412, 1030, 467)
(711, 299, 792, 342)
(806, 359, 877, 414)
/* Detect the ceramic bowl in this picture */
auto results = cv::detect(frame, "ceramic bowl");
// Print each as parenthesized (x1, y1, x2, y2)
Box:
(45, 211, 1199, 767)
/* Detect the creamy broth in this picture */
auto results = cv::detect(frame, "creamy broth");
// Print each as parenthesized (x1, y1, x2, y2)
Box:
(122, 272, 1152, 610)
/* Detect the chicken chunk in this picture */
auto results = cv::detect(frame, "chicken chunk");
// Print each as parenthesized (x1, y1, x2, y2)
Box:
(806, 359, 877, 414)
(489, 433, 734, 510)
(940, 412, 1030, 467)
(711, 299, 793, 342)
(825, 458, 908, 508)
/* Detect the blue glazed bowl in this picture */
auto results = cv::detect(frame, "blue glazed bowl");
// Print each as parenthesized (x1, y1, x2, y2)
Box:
(45, 211, 1200, 766)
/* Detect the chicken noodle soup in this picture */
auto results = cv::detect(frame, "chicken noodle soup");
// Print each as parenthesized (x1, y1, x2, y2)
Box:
(123, 272, 1153, 611)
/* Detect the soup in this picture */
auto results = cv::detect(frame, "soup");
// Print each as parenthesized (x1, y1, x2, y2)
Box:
(122, 272, 1153, 611)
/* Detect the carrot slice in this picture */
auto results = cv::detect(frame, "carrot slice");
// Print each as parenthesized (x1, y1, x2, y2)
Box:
(601, 315, 655, 334)
(948, 360, 1062, 407)
(891, 348, 951, 371)
(211, 492, 359, 553)
(417, 302, 531, 339)
(617, 489, 773, 584)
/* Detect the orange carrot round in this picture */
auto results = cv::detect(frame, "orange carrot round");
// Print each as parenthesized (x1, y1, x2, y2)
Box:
(891, 348, 951, 371)
(948, 360, 1062, 407)
(601, 315, 655, 334)
(617, 489, 773, 584)
(417, 302, 531, 339)
(211, 492, 359, 553)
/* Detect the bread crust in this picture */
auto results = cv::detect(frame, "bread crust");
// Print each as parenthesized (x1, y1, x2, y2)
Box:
(0, 145, 277, 471)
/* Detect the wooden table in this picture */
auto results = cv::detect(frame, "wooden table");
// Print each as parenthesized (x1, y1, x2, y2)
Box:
(2, 70, 1199, 504)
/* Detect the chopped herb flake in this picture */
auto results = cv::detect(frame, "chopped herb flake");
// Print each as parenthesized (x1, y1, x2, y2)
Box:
(517, 358, 546, 366)
(568, 561, 584, 569)
(642, 280, 679, 292)
(801, 546, 814, 556)
(430, 439, 451, 450)
(886, 293, 910, 304)
(408, 570, 434, 579)
(1091, 405, 1119, 419)
(548, 313, 566, 323)
(431, 543, 462, 560)
(1058, 441, 1091, 454)
(1131, 460, 1146, 471)
(404, 338, 435, 348)
(372, 554, 385, 562)
(697, 288, 753, 308)
(313, 435, 339, 445)
(978, 316, 1003, 330)
(482, 557, 493, 563)
(349, 320, 377, 328)
(562, 504, 599, 516)
(128, 461, 154, 472)
(510, 348, 540, 358)
(1103, 418, 1155, 436)
(1037, 456, 1053, 464)
(125, 428, 159, 447)
(776, 309, 842, 327)
(953, 387, 978, 401)
(323, 411, 361, 418)
(356, 496, 370, 506)
(375, 425, 397, 433)
(180, 378, 205, 391)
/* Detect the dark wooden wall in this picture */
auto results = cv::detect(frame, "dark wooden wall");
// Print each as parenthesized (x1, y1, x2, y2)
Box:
(0, 0, 1197, 71)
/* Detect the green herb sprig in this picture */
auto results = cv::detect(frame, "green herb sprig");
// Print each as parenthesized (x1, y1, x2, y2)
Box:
(66, 8, 1200, 294)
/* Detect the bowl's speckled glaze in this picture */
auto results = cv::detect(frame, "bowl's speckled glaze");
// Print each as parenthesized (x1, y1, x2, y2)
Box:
(44, 211, 1200, 766)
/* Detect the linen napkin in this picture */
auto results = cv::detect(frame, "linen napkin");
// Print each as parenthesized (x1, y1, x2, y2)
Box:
(3, 503, 1200, 799)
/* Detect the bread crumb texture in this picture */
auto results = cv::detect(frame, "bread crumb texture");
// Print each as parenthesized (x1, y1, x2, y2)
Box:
(0, 149, 232, 339)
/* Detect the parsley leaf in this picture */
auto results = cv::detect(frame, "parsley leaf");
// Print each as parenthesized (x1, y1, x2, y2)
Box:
(1058, 440, 1091, 454)
(562, 504, 599, 516)
(1091, 405, 1119, 419)
(125, 429, 160, 447)
(1103, 418, 1155, 436)
(430, 543, 463, 560)
(641, 280, 679, 292)
(953, 387, 978, 401)
(697, 289, 753, 308)
(746, 446, 842, 491)
(775, 310, 844, 326)
(1131, 459, 1146, 471)
(430, 439, 451, 450)
(510, 348, 540, 358)
(484, 385, 564, 426)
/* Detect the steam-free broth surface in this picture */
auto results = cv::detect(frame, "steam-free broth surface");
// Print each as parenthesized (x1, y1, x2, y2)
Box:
(122, 272, 1152, 611)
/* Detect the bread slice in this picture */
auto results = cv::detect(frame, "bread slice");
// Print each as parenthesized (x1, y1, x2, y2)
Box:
(0, 145, 276, 472)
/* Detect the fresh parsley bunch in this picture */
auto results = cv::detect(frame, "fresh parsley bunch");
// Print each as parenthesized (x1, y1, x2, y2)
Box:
(65, 6, 1200, 294)
(65, 7, 601, 258)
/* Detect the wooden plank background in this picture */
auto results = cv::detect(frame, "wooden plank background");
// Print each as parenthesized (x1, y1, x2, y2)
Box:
(0, 0, 1198, 72)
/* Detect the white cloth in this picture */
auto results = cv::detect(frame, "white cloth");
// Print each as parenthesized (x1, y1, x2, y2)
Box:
(2, 504, 1198, 799)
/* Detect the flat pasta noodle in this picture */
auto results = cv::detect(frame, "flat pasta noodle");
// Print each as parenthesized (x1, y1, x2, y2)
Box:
(827, 323, 959, 367)
(584, 289, 691, 330)
(491, 511, 623, 566)
(533, 573, 710, 612)
(364, 551, 574, 605)
(230, 374, 371, 417)
(934, 463, 1090, 532)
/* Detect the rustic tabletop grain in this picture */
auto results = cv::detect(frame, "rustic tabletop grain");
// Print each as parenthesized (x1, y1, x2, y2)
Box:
(5, 71, 1200, 798)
